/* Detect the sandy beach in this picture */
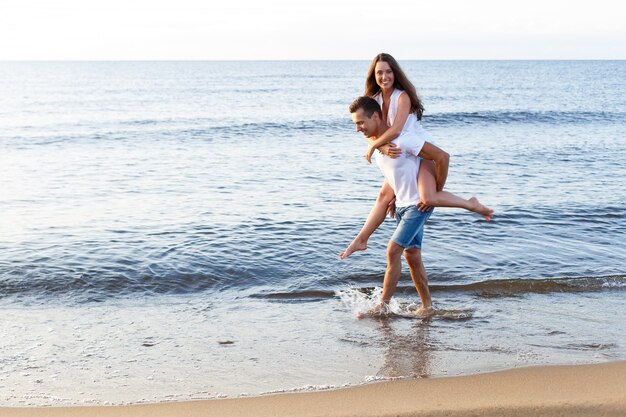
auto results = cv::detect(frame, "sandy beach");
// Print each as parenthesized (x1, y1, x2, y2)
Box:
(3, 361, 624, 417)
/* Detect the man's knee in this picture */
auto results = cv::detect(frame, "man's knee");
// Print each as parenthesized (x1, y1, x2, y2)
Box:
(404, 248, 423, 267)
(386, 241, 404, 260)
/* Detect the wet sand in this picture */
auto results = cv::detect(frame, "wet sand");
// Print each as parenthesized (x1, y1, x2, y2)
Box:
(3, 361, 624, 417)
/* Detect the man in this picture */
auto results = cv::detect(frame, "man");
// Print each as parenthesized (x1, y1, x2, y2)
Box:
(349, 96, 450, 316)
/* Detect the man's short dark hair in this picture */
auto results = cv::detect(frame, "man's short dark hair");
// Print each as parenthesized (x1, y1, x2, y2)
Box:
(349, 96, 382, 118)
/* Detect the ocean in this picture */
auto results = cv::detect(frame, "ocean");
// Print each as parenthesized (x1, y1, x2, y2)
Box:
(0, 60, 624, 405)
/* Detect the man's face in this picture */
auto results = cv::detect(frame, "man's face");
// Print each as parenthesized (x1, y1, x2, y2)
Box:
(351, 108, 379, 138)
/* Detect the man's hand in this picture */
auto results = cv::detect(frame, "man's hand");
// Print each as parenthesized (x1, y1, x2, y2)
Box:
(416, 202, 433, 212)
(379, 143, 401, 159)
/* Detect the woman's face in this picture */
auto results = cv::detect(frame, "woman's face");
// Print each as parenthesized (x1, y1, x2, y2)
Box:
(375, 61, 394, 90)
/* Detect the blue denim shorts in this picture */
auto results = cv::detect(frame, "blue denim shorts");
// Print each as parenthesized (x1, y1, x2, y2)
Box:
(391, 205, 432, 249)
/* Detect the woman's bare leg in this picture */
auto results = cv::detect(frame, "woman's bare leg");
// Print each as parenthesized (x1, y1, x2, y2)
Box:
(418, 160, 494, 221)
(339, 181, 395, 260)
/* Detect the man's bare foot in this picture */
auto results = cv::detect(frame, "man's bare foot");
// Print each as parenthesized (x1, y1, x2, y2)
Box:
(414, 305, 436, 318)
(356, 302, 390, 319)
(339, 239, 368, 260)
(468, 197, 494, 221)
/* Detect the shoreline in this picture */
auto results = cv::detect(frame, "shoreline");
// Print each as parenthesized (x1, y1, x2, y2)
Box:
(3, 361, 624, 417)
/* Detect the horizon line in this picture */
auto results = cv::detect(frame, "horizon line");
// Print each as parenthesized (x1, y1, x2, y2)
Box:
(1, 58, 625, 63)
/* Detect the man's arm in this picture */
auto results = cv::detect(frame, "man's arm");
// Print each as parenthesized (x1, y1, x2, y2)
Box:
(417, 142, 450, 191)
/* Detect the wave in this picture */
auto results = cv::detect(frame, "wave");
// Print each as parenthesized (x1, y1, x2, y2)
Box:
(253, 275, 626, 301)
(125, 110, 623, 135)
(5, 108, 623, 145)
(3, 266, 623, 304)
(1, 203, 624, 305)
(0, 270, 227, 303)
(198, 119, 351, 139)
(0, 118, 354, 145)
(429, 275, 626, 296)
(423, 110, 625, 127)
(195, 110, 624, 138)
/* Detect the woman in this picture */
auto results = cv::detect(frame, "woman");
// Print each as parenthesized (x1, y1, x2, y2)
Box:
(340, 53, 493, 260)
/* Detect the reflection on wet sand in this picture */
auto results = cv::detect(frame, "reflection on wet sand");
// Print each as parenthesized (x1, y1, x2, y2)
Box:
(376, 318, 434, 379)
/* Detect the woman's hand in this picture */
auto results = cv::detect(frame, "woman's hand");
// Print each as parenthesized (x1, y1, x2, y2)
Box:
(379, 143, 401, 159)
(387, 197, 397, 218)
(365, 145, 376, 164)
(366, 143, 401, 163)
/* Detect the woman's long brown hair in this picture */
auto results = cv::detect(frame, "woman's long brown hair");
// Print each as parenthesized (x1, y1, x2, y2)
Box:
(364, 53, 424, 120)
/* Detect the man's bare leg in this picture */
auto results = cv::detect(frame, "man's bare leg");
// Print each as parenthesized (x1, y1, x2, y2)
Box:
(404, 248, 435, 317)
(360, 241, 404, 317)
(379, 241, 404, 307)
(418, 161, 494, 221)
(339, 181, 395, 259)
(357, 241, 404, 318)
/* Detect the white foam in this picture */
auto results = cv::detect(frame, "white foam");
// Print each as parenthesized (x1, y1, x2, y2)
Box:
(363, 375, 405, 382)
(261, 384, 338, 395)
(336, 287, 422, 318)
(601, 279, 626, 288)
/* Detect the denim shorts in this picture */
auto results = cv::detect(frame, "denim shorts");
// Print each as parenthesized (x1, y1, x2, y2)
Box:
(390, 205, 432, 249)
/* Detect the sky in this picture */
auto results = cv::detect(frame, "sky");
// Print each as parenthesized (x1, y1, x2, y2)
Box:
(0, 0, 624, 60)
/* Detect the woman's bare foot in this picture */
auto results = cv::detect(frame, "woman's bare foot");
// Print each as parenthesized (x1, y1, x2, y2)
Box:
(339, 239, 368, 260)
(468, 197, 494, 221)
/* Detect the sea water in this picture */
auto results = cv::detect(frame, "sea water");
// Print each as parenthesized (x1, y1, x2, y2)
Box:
(0, 60, 624, 405)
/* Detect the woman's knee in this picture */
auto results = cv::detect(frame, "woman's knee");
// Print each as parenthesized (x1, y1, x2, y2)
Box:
(420, 191, 437, 207)
(418, 161, 438, 206)
(377, 186, 395, 204)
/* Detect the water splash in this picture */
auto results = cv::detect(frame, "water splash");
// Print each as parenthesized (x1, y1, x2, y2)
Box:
(337, 287, 476, 320)
(337, 287, 405, 318)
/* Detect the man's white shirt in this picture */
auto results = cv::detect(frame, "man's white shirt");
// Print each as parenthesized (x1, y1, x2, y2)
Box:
(374, 132, 426, 208)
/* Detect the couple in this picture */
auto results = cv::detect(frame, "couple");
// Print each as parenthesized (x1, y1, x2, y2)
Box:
(340, 53, 493, 317)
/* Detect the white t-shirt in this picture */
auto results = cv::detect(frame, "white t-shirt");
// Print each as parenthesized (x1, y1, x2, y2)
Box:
(374, 131, 426, 208)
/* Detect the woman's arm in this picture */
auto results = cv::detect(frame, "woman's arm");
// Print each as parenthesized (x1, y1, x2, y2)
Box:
(365, 92, 412, 163)
(365, 138, 402, 158)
